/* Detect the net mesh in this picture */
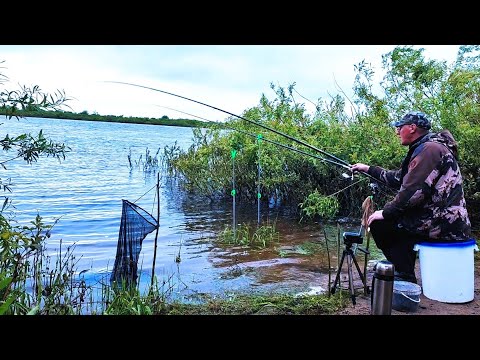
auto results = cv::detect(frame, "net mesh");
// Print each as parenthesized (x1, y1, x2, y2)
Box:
(110, 199, 158, 288)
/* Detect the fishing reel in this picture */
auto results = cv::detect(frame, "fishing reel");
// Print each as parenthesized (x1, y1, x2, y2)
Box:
(369, 182, 379, 195)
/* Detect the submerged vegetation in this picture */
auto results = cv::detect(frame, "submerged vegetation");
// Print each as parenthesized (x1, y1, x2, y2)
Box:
(218, 221, 280, 248)
(2, 46, 480, 314)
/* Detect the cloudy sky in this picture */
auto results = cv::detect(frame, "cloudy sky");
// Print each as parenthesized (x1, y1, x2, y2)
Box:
(0, 45, 461, 122)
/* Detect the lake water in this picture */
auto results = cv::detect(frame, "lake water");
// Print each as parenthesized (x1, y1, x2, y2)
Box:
(2, 117, 361, 302)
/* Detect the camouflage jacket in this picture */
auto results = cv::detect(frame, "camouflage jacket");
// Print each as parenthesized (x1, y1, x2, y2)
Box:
(367, 130, 471, 241)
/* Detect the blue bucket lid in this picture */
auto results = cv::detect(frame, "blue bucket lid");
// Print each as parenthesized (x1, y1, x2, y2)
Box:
(393, 281, 422, 296)
(417, 239, 476, 248)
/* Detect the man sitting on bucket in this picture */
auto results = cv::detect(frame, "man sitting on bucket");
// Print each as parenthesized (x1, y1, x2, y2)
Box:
(351, 110, 471, 283)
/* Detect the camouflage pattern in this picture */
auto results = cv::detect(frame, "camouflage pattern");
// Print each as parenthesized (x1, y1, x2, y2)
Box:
(368, 130, 471, 241)
(391, 111, 432, 130)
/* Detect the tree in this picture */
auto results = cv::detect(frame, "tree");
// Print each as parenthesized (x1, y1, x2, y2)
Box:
(169, 46, 480, 222)
(0, 60, 71, 192)
(0, 59, 72, 314)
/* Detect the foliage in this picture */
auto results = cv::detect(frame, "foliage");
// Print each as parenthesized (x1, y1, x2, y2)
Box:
(161, 141, 183, 176)
(128, 146, 161, 173)
(166, 45, 480, 224)
(171, 84, 352, 211)
(0, 60, 72, 192)
(353, 45, 480, 217)
(0, 108, 215, 128)
(0, 59, 69, 117)
(104, 286, 165, 315)
(299, 190, 339, 222)
(0, 214, 90, 315)
(0, 59, 76, 314)
(0, 130, 70, 166)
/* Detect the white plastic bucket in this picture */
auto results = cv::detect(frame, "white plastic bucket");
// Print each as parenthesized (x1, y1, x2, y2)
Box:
(414, 240, 478, 303)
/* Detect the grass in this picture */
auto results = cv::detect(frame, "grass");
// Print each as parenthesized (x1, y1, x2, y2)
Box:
(0, 212, 377, 315)
(161, 291, 350, 315)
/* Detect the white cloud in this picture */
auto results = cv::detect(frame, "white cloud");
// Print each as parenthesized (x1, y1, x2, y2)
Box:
(0, 45, 461, 122)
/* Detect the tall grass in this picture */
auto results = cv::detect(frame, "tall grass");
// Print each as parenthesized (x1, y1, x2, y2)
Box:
(127, 142, 183, 177)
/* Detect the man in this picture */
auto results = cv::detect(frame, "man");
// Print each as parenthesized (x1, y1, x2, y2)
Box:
(351, 111, 471, 283)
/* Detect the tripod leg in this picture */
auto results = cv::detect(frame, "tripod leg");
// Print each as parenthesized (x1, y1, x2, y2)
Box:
(331, 250, 347, 295)
(347, 253, 356, 305)
(351, 252, 367, 290)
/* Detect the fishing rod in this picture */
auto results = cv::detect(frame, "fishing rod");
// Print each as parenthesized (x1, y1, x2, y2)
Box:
(155, 103, 350, 170)
(107, 81, 349, 166)
(106, 81, 392, 189)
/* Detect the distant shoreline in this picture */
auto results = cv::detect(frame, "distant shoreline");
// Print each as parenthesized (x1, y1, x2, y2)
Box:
(0, 109, 216, 128)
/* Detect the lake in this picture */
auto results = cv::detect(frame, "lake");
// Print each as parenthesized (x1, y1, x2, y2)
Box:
(2, 117, 361, 301)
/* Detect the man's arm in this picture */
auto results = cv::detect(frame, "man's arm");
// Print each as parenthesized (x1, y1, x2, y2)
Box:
(382, 142, 445, 220)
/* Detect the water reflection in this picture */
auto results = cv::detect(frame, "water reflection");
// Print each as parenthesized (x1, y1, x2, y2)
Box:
(3, 117, 366, 302)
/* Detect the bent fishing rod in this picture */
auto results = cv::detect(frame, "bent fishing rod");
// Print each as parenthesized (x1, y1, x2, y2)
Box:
(107, 81, 348, 164)
(156, 104, 350, 169)
(106, 81, 391, 189)
(154, 106, 395, 198)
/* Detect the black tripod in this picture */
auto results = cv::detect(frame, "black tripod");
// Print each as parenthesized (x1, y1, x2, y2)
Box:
(330, 232, 369, 305)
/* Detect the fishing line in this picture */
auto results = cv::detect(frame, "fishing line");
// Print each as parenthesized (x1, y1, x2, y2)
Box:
(327, 178, 366, 197)
(291, 87, 319, 110)
(231, 149, 237, 238)
(133, 183, 157, 204)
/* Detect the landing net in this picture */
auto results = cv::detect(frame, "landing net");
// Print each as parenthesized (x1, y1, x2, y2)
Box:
(110, 199, 158, 288)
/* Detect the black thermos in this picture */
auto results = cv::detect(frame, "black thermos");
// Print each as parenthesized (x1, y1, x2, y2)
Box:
(371, 260, 395, 315)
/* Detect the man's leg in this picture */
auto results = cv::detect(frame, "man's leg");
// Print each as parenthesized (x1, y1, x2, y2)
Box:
(368, 219, 397, 262)
(369, 219, 418, 283)
(386, 236, 418, 283)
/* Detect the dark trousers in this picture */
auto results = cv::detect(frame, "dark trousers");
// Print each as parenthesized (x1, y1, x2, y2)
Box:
(369, 219, 427, 277)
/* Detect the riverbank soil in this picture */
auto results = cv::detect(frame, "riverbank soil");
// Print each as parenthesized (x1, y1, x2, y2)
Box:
(336, 255, 480, 315)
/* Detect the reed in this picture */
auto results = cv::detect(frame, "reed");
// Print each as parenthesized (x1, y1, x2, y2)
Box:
(218, 221, 279, 248)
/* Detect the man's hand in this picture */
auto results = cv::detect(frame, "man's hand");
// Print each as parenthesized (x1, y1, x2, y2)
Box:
(367, 210, 384, 226)
(350, 163, 369, 173)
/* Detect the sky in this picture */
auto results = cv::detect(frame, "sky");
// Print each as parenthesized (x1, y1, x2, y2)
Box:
(0, 45, 461, 122)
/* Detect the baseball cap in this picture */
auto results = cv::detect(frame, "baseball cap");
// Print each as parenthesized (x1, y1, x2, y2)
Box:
(391, 111, 431, 130)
